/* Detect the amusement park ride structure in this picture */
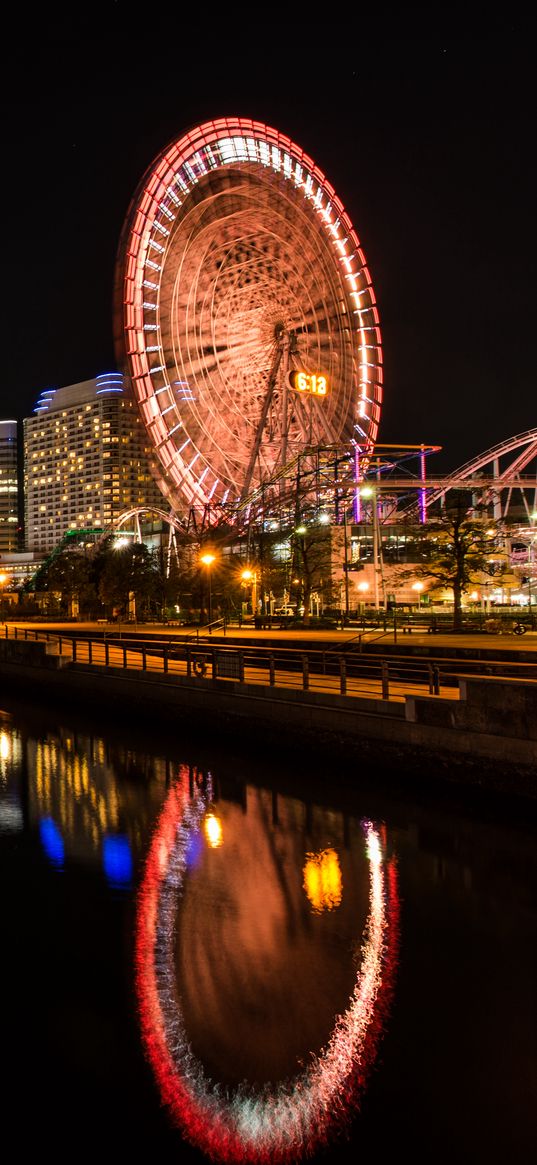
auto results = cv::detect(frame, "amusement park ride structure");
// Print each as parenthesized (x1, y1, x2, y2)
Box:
(111, 116, 535, 551)
(102, 429, 537, 558)
(87, 117, 537, 594)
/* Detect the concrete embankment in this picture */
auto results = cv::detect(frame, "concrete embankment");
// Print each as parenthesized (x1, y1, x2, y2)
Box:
(1, 637, 536, 800)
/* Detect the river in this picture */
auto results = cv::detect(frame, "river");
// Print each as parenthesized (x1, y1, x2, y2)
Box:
(1, 697, 535, 1163)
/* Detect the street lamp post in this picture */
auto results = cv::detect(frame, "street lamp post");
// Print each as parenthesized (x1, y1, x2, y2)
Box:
(359, 486, 384, 611)
(200, 552, 216, 624)
(240, 568, 258, 617)
(343, 516, 350, 619)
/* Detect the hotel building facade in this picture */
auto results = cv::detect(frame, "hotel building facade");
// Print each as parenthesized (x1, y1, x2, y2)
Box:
(24, 373, 165, 553)
(0, 420, 21, 554)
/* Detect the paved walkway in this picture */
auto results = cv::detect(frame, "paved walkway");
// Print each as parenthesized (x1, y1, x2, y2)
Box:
(8, 620, 537, 654)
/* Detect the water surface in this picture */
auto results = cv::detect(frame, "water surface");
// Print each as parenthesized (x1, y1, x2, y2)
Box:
(1, 702, 535, 1162)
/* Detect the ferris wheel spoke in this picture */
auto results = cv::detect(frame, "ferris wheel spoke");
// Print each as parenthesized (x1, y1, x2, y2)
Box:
(240, 342, 285, 500)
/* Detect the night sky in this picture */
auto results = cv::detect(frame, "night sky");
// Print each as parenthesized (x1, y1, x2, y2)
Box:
(2, 22, 535, 473)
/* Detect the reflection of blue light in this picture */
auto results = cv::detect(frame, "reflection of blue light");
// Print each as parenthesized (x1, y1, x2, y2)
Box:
(185, 830, 203, 869)
(39, 817, 65, 869)
(103, 835, 133, 888)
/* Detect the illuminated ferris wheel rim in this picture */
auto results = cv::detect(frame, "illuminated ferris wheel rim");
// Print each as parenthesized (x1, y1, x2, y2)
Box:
(116, 117, 383, 512)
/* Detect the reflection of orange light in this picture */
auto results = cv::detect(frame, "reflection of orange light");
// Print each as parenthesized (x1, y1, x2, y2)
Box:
(0, 731, 10, 760)
(303, 848, 342, 913)
(204, 813, 223, 848)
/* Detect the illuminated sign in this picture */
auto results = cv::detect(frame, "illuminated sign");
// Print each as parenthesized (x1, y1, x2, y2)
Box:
(289, 371, 329, 396)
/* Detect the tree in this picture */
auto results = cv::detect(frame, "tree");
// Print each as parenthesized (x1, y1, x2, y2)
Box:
(98, 543, 159, 619)
(38, 550, 94, 616)
(411, 493, 498, 629)
(291, 524, 334, 625)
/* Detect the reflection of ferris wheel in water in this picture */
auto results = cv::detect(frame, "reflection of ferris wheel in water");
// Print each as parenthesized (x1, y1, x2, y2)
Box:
(115, 118, 383, 513)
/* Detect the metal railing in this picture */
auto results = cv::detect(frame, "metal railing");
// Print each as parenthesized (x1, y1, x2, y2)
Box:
(2, 624, 464, 703)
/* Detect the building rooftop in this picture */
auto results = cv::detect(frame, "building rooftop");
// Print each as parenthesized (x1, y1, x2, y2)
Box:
(30, 373, 125, 416)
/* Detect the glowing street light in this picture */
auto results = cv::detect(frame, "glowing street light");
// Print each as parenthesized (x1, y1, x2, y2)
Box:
(240, 567, 258, 616)
(412, 580, 424, 608)
(200, 552, 216, 624)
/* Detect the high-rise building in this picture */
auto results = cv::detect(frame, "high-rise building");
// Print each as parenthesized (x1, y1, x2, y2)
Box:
(0, 420, 21, 554)
(24, 373, 165, 553)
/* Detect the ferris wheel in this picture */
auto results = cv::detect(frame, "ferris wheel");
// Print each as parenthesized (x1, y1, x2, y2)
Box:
(115, 117, 383, 514)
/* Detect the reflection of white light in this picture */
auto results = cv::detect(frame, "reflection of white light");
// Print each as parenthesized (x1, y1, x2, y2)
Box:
(366, 832, 382, 865)
(0, 731, 10, 760)
(0, 802, 23, 831)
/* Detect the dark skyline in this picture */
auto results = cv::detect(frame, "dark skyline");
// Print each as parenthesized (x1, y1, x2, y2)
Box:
(3, 29, 535, 473)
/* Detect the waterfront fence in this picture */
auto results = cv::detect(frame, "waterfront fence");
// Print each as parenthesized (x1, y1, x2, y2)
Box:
(1, 624, 473, 703)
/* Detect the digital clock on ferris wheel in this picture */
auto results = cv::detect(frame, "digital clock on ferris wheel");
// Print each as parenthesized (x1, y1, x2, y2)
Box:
(288, 371, 330, 396)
